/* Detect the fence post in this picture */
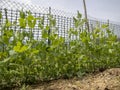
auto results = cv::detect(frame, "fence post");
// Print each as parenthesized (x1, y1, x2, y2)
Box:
(107, 19, 109, 28)
(91, 24, 93, 32)
(4, 8, 8, 25)
(83, 0, 90, 32)
(48, 7, 51, 45)
(107, 19, 109, 25)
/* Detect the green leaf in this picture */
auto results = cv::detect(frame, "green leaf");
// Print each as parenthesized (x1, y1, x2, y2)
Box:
(38, 23, 44, 29)
(109, 49, 113, 53)
(95, 28, 100, 34)
(69, 28, 78, 36)
(42, 29, 48, 39)
(101, 24, 109, 28)
(51, 19, 56, 26)
(73, 17, 79, 28)
(77, 11, 82, 19)
(13, 41, 28, 53)
(31, 49, 39, 54)
(20, 10, 26, 19)
(19, 18, 26, 28)
(6, 20, 11, 27)
(9, 50, 16, 56)
(59, 37, 64, 43)
(52, 40, 60, 47)
(2, 30, 13, 45)
(28, 19, 36, 28)
(106, 29, 111, 34)
(27, 14, 35, 21)
(0, 57, 10, 64)
(73, 17, 77, 23)
(27, 14, 36, 28)
(45, 25, 50, 30)
(0, 11, 2, 19)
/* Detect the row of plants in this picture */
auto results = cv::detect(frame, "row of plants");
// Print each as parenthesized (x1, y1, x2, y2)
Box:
(0, 10, 120, 89)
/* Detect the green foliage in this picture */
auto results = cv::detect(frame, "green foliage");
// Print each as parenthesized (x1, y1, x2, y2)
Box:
(0, 10, 120, 89)
(19, 18, 27, 29)
(0, 11, 2, 19)
(26, 13, 36, 28)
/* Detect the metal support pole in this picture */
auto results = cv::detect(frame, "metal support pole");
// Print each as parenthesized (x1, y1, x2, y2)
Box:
(83, 0, 90, 32)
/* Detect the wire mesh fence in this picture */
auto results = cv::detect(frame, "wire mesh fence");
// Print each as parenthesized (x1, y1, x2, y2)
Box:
(0, 8, 75, 41)
(0, 0, 120, 40)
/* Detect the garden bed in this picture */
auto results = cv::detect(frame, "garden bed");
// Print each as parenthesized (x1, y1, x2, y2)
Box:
(31, 68, 120, 90)
(0, 10, 120, 90)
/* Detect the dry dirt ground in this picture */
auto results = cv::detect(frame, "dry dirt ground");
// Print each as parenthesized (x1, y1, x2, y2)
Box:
(30, 68, 120, 90)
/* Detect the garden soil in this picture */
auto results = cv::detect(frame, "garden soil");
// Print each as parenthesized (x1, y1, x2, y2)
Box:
(31, 68, 120, 90)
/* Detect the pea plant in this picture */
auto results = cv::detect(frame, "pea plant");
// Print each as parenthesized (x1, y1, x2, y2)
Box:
(0, 10, 120, 89)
